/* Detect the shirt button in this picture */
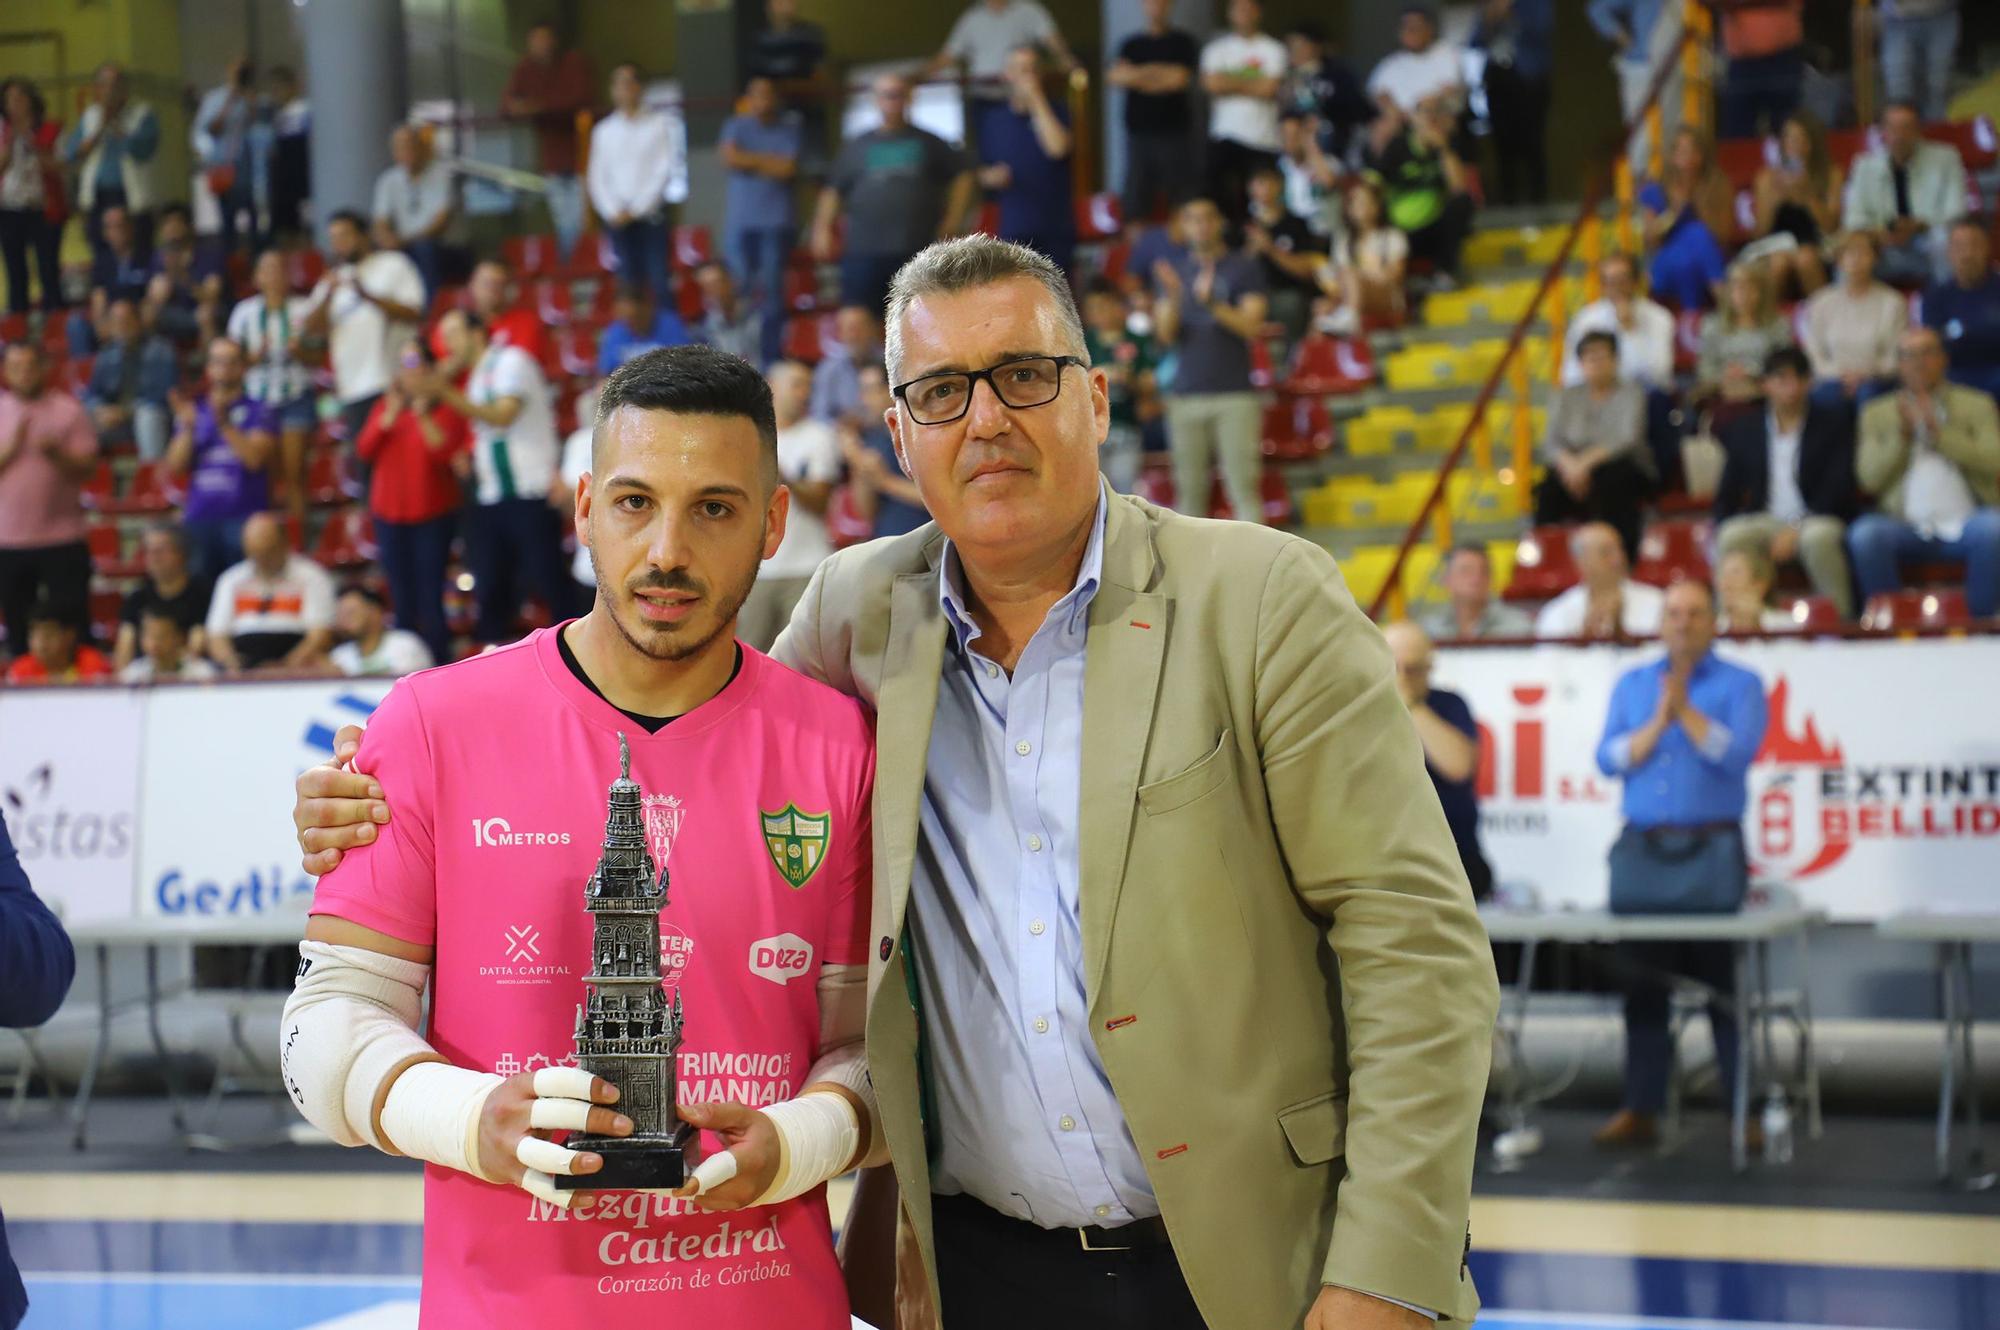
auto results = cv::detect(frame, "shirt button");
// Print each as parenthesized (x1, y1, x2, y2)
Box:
(1094, 1205, 1111, 1219)
(1033, 1017, 1049, 1034)
(1030, 919, 1046, 936)
(1026, 834, 1043, 852)
(1015, 740, 1032, 756)
(985, 662, 998, 678)
(1059, 1115, 1075, 1132)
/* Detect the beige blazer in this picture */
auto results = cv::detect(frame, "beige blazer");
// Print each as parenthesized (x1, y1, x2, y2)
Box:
(773, 488, 1498, 1328)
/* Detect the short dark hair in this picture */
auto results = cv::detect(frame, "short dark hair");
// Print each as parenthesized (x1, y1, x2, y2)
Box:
(1949, 213, 1990, 236)
(339, 584, 387, 608)
(1763, 346, 1810, 379)
(593, 344, 778, 488)
(614, 61, 644, 81)
(139, 605, 187, 632)
(326, 208, 367, 234)
(26, 594, 78, 631)
(1284, 22, 1326, 44)
(158, 201, 193, 227)
(613, 282, 650, 304)
(1082, 275, 1121, 301)
(1577, 330, 1620, 359)
(1883, 98, 1922, 120)
(1447, 542, 1490, 565)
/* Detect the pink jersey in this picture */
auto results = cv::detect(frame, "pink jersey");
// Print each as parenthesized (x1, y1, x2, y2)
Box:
(311, 626, 874, 1330)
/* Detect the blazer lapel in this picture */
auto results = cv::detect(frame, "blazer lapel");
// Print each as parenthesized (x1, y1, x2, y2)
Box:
(872, 553, 949, 956)
(1079, 494, 1168, 1001)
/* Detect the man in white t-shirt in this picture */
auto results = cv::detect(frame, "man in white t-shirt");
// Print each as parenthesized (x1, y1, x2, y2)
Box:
(206, 511, 338, 672)
(305, 209, 427, 450)
(1200, 0, 1288, 222)
(1560, 252, 1677, 390)
(739, 359, 839, 650)
(926, 0, 1078, 95)
(432, 309, 572, 645)
(329, 584, 436, 677)
(1367, 6, 1465, 120)
(1535, 521, 1666, 640)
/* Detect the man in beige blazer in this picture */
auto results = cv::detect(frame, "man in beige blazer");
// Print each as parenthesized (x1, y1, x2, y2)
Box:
(293, 236, 1496, 1330)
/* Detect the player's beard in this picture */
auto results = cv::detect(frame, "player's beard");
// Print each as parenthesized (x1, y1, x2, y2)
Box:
(589, 537, 760, 664)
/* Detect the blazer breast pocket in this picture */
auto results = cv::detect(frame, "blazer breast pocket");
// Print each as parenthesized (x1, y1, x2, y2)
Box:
(1136, 729, 1234, 816)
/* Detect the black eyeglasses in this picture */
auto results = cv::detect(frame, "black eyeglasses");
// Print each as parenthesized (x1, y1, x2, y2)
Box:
(892, 355, 1086, 426)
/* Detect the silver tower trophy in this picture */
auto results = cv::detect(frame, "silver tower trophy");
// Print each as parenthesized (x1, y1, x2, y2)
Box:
(555, 734, 692, 1191)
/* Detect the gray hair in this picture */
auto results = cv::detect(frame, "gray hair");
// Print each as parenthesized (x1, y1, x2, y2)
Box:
(883, 236, 1088, 386)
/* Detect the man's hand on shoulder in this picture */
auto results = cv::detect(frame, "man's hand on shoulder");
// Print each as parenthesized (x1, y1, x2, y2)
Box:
(295, 722, 388, 876)
(1308, 1285, 1433, 1330)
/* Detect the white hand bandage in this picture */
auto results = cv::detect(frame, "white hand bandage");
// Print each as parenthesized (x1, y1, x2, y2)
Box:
(508, 1066, 604, 1208)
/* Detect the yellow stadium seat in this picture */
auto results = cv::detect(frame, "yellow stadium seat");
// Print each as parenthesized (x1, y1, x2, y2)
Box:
(1344, 406, 1423, 457)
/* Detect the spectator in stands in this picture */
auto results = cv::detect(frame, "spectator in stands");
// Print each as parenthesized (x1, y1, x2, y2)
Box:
(431, 310, 569, 644)
(747, 0, 832, 157)
(1714, 545, 1794, 633)
(741, 360, 840, 650)
(556, 378, 599, 603)
(1843, 101, 1966, 287)
(1697, 261, 1793, 405)
(810, 305, 881, 427)
(1751, 111, 1840, 297)
(1366, 5, 1464, 125)
(1640, 127, 1732, 311)
(590, 61, 683, 304)
(371, 124, 456, 300)
(1561, 252, 1676, 389)
(1241, 164, 1324, 339)
(1281, 22, 1374, 166)
(1713, 346, 1858, 619)
(1871, 0, 1961, 124)
(1849, 325, 2000, 619)
(1367, 96, 1475, 286)
(1081, 278, 1156, 492)
(1589, 0, 1678, 178)
(191, 58, 261, 256)
(1922, 217, 2000, 401)
(1712, 0, 1804, 140)
(501, 20, 594, 257)
(145, 203, 225, 348)
(1591, 579, 1766, 1151)
(1276, 112, 1342, 238)
(205, 510, 335, 672)
(66, 204, 150, 357)
(1801, 232, 1907, 412)
(0, 341, 95, 663)
(812, 75, 973, 315)
(1384, 621, 1491, 899)
(82, 296, 174, 461)
(1315, 174, 1407, 332)
(1109, 0, 1201, 225)
(227, 250, 316, 520)
(265, 66, 311, 247)
(61, 62, 160, 264)
(718, 75, 801, 366)
(692, 260, 763, 365)
(1535, 521, 1664, 640)
(329, 584, 435, 677)
(1421, 543, 1533, 640)
(0, 78, 66, 317)
(1154, 196, 1268, 524)
(3, 600, 111, 683)
(462, 257, 546, 364)
(926, 0, 1079, 119)
(840, 363, 929, 537)
(113, 524, 209, 671)
(1200, 0, 1288, 223)
(1539, 331, 1654, 561)
(355, 336, 469, 663)
(166, 337, 278, 581)
(1471, 0, 1554, 207)
(596, 283, 691, 379)
(306, 209, 427, 453)
(119, 605, 219, 682)
(977, 47, 1077, 275)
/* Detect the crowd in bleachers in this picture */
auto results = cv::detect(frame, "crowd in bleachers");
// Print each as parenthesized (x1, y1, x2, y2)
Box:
(2, 0, 1998, 687)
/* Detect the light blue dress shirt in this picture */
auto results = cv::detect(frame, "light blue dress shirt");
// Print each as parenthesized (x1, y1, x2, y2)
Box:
(1596, 652, 1769, 826)
(909, 495, 1160, 1229)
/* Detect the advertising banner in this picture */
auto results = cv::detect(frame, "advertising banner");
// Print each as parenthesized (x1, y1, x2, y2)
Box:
(0, 689, 144, 922)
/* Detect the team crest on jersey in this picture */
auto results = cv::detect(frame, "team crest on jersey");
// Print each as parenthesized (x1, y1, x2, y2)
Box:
(642, 793, 685, 867)
(760, 803, 830, 889)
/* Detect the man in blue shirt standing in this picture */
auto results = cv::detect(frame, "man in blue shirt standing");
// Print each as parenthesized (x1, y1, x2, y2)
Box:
(0, 811, 77, 1330)
(719, 76, 803, 370)
(976, 47, 1077, 274)
(1921, 217, 2000, 401)
(594, 283, 691, 378)
(1591, 579, 1768, 1150)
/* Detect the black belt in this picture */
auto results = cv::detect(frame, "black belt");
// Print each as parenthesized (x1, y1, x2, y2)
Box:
(934, 1192, 1174, 1254)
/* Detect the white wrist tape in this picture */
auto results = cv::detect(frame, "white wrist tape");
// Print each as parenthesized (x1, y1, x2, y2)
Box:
(280, 941, 436, 1150)
(687, 1090, 859, 1205)
(379, 1060, 506, 1179)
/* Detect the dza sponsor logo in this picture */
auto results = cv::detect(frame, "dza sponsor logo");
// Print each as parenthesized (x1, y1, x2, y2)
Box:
(760, 805, 830, 888)
(472, 816, 573, 848)
(747, 933, 814, 985)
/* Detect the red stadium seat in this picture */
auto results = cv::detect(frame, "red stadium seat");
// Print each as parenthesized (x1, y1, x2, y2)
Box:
(306, 450, 350, 506)
(674, 226, 714, 271)
(87, 522, 143, 578)
(286, 248, 327, 292)
(1133, 457, 1174, 509)
(1261, 398, 1335, 461)
(1505, 525, 1580, 602)
(556, 327, 598, 379)
(1861, 588, 1969, 633)
(782, 314, 833, 364)
(313, 507, 377, 570)
(826, 485, 875, 549)
(505, 234, 560, 278)
(89, 586, 123, 644)
(79, 460, 115, 511)
(1205, 469, 1295, 524)
(1283, 334, 1376, 395)
(1249, 338, 1275, 389)
(533, 279, 573, 328)
(785, 258, 822, 313)
(1634, 518, 1712, 587)
(1076, 191, 1122, 241)
(1780, 595, 1844, 635)
(103, 461, 179, 515)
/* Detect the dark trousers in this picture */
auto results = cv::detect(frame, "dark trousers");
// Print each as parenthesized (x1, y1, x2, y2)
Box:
(931, 1193, 1207, 1330)
(340, 393, 382, 494)
(1122, 129, 1201, 224)
(0, 540, 92, 655)
(608, 216, 673, 301)
(838, 251, 910, 318)
(1482, 64, 1550, 206)
(182, 516, 247, 585)
(375, 511, 457, 662)
(1718, 46, 1805, 139)
(1617, 939, 1741, 1116)
(0, 208, 64, 312)
(1533, 452, 1652, 564)
(403, 238, 445, 305)
(724, 225, 792, 367)
(468, 498, 571, 644)
(1406, 193, 1477, 280)
(1205, 137, 1278, 225)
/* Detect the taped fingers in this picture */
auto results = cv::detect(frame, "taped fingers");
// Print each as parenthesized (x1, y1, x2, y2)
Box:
(528, 1098, 594, 1132)
(689, 1150, 740, 1196)
(520, 1169, 571, 1207)
(532, 1066, 601, 1101)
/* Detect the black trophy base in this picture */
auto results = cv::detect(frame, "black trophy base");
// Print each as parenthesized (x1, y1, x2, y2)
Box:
(554, 1124, 694, 1192)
